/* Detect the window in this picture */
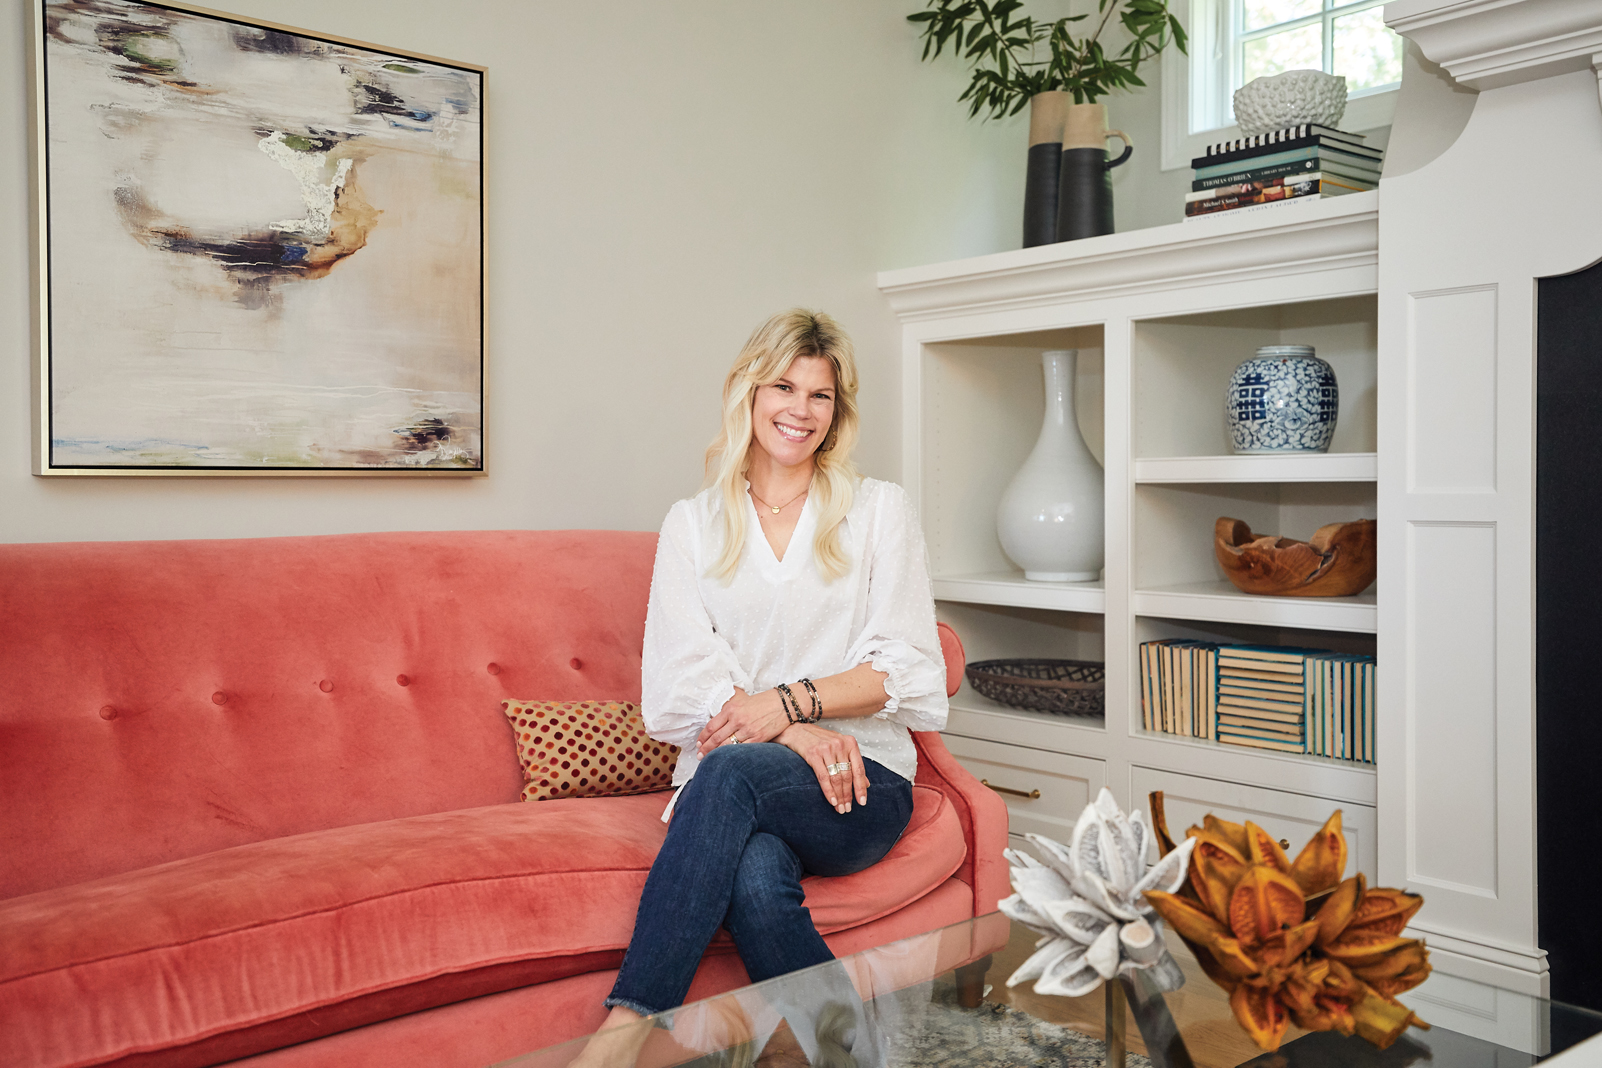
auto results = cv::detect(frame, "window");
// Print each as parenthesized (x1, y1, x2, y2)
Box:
(1160, 0, 1404, 170)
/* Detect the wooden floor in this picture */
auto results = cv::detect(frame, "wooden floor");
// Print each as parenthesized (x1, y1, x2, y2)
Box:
(978, 922, 1305, 1068)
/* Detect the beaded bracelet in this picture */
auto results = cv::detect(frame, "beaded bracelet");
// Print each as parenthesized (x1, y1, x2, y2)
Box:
(799, 678, 823, 721)
(776, 681, 822, 724)
(776, 682, 806, 724)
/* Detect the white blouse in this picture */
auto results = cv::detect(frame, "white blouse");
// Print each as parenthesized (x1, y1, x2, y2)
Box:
(641, 477, 949, 789)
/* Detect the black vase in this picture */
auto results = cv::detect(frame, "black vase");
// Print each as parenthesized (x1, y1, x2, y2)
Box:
(1023, 143, 1061, 248)
(1021, 91, 1069, 248)
(1056, 141, 1133, 242)
(1055, 104, 1133, 242)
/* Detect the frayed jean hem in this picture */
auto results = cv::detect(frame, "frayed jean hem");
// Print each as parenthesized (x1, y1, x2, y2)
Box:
(602, 995, 662, 1019)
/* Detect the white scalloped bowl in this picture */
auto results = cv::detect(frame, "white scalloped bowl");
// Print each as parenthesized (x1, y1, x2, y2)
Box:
(1232, 69, 1348, 136)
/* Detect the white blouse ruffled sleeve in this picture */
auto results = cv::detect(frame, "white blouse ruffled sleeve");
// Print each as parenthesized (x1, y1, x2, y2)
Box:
(640, 500, 753, 750)
(845, 483, 949, 733)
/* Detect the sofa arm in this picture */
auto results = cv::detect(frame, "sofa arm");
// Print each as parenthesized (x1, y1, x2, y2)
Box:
(915, 622, 1009, 917)
(911, 731, 1010, 917)
(925, 621, 1010, 916)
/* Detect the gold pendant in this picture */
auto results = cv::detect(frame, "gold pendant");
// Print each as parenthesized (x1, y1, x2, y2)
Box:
(771, 506, 781, 514)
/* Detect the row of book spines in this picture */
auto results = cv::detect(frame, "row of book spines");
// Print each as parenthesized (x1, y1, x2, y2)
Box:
(1184, 179, 1368, 217)
(1193, 135, 1385, 171)
(1185, 172, 1374, 203)
(1194, 144, 1383, 182)
(1138, 641, 1321, 737)
(1192, 158, 1379, 190)
(1139, 641, 1215, 739)
(1306, 657, 1376, 763)
(1138, 641, 1376, 763)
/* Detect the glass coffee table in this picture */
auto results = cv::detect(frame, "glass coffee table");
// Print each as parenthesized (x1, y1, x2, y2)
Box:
(493, 914, 1602, 1068)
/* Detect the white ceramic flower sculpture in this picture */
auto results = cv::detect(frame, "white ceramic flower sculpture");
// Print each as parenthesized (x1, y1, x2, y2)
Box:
(999, 788, 1198, 997)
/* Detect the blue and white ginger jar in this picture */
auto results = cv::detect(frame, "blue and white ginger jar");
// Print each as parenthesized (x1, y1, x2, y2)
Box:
(1225, 345, 1338, 454)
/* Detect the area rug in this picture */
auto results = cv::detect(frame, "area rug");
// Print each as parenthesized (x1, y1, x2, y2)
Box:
(879, 980, 1154, 1068)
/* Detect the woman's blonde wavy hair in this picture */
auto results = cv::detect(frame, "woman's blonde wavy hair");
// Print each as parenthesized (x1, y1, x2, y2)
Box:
(704, 309, 861, 583)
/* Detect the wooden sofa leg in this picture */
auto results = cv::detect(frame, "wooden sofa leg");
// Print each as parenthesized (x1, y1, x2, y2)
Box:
(955, 954, 992, 1008)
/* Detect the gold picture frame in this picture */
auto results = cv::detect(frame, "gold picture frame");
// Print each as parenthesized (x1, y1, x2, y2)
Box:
(30, 0, 487, 476)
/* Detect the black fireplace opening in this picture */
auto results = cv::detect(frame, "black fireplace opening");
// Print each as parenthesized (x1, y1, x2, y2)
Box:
(1537, 256, 1602, 1014)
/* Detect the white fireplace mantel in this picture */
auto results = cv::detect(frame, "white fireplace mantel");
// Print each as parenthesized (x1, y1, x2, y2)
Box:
(1372, 0, 1602, 1020)
(1384, 0, 1602, 91)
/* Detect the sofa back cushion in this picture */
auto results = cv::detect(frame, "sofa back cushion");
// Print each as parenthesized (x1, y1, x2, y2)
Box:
(0, 530, 656, 898)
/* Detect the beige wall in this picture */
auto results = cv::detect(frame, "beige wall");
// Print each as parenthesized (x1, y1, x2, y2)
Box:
(2, 0, 1200, 544)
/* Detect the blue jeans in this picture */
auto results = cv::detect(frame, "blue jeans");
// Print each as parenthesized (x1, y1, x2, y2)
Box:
(605, 741, 914, 1016)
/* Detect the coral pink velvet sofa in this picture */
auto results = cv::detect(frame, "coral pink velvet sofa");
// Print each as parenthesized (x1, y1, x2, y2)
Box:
(0, 530, 1008, 1068)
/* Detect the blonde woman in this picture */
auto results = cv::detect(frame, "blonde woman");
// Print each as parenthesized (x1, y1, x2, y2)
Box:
(576, 310, 948, 1067)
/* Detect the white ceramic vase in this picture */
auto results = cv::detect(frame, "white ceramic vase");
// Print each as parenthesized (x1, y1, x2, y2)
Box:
(997, 350, 1104, 581)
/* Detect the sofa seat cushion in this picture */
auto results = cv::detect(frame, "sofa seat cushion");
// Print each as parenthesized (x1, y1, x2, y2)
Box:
(1, 785, 964, 1068)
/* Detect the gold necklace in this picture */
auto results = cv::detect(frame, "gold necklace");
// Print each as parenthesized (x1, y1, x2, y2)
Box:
(750, 485, 809, 515)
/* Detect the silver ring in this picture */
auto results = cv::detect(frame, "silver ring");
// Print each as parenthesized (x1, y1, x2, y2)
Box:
(827, 762, 848, 775)
(730, 735, 743, 744)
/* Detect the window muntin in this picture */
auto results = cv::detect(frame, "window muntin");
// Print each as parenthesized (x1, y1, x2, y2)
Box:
(1232, 0, 1403, 111)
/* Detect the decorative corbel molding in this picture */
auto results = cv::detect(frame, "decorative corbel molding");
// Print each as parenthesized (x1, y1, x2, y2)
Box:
(1385, 0, 1602, 92)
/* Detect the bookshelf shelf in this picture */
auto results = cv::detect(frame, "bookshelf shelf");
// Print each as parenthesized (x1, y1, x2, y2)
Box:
(1128, 730, 1377, 805)
(945, 687, 1108, 751)
(1133, 582, 1376, 633)
(1134, 452, 1377, 483)
(932, 572, 1106, 613)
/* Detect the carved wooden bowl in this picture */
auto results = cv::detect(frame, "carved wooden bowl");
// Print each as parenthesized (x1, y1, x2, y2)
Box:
(1214, 517, 1376, 597)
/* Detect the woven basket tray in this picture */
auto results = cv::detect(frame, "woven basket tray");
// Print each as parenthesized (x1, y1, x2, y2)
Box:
(964, 659, 1106, 717)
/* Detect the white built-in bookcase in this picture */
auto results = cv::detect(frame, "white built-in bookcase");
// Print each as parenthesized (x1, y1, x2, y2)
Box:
(881, 193, 1384, 893)
(885, 5, 1602, 1047)
(883, 181, 1568, 1047)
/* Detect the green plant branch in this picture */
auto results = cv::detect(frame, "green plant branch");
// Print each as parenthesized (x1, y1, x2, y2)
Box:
(909, 0, 1187, 114)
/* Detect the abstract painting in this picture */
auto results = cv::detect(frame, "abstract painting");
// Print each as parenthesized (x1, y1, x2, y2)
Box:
(33, 0, 484, 474)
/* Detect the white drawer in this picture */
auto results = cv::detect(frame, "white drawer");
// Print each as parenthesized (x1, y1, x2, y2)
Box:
(1129, 766, 1376, 880)
(941, 734, 1105, 846)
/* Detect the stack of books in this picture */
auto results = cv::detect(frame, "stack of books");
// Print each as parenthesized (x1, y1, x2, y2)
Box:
(1138, 639, 1217, 740)
(1305, 652, 1376, 763)
(1184, 124, 1383, 220)
(1137, 640, 1378, 764)
(1215, 646, 1311, 753)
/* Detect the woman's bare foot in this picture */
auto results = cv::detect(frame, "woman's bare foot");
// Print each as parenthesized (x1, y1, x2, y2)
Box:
(568, 1006, 652, 1068)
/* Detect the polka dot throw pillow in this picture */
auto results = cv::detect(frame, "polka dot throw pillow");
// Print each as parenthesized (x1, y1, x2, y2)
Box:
(502, 699, 679, 802)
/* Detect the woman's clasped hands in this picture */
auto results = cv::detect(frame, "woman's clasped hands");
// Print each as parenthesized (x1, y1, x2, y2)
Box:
(697, 687, 869, 815)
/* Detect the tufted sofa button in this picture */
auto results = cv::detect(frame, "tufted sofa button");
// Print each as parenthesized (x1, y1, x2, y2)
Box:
(570, 658, 582, 670)
(99, 705, 118, 720)
(319, 680, 334, 693)
(486, 663, 502, 676)
(396, 674, 411, 687)
(212, 692, 227, 706)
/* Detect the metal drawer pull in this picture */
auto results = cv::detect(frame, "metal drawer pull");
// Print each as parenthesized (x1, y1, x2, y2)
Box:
(981, 779, 1041, 800)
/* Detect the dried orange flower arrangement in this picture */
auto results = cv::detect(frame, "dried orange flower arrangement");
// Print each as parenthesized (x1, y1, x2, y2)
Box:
(1141, 792, 1432, 1052)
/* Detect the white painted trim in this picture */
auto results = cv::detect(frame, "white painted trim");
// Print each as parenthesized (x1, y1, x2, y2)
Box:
(1385, 0, 1602, 91)
(1407, 920, 1551, 976)
(932, 573, 1106, 613)
(878, 191, 1378, 322)
(1134, 452, 1377, 481)
(1132, 582, 1378, 631)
